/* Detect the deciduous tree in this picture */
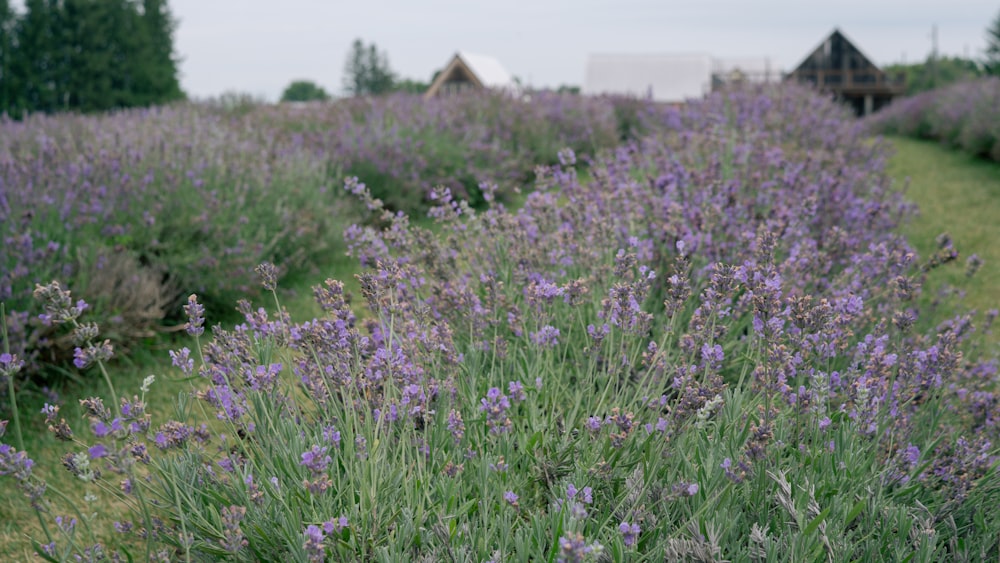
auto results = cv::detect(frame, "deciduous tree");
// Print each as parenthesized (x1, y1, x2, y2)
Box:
(280, 80, 330, 102)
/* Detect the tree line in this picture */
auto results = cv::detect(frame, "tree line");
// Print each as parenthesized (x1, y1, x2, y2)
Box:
(884, 11, 1000, 95)
(0, 0, 183, 118)
(281, 39, 428, 102)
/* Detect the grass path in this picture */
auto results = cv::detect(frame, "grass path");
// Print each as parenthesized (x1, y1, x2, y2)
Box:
(886, 136, 1000, 346)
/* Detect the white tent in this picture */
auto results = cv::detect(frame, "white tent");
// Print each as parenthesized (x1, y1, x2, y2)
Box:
(583, 53, 713, 102)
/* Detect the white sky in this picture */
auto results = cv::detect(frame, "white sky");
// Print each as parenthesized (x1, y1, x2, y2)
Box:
(21, 0, 1000, 101)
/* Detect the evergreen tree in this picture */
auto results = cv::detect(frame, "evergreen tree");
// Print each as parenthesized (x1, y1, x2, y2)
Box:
(343, 39, 368, 96)
(342, 39, 396, 96)
(62, 0, 121, 112)
(365, 43, 394, 95)
(0, 0, 17, 115)
(986, 8, 1000, 76)
(13, 0, 62, 113)
(136, 0, 182, 103)
(2, 0, 183, 117)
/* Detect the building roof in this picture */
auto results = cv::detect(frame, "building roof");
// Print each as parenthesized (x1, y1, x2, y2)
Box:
(425, 52, 518, 97)
(457, 52, 516, 88)
(583, 53, 714, 103)
(790, 28, 881, 73)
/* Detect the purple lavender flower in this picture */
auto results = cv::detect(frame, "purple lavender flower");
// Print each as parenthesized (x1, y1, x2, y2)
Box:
(557, 532, 601, 563)
(530, 325, 561, 348)
(0, 352, 24, 378)
(33, 282, 87, 325)
(153, 421, 194, 450)
(184, 294, 205, 337)
(246, 363, 281, 391)
(91, 419, 116, 438)
(72, 341, 114, 370)
(55, 515, 77, 534)
(300, 445, 332, 475)
(303, 524, 325, 563)
(447, 409, 465, 444)
(508, 380, 527, 402)
(619, 521, 641, 547)
(322, 516, 349, 535)
(255, 262, 279, 291)
(0, 443, 35, 480)
(322, 425, 341, 447)
(503, 491, 519, 507)
(489, 456, 509, 472)
(40, 403, 58, 424)
(219, 505, 248, 553)
(905, 444, 920, 468)
(480, 387, 512, 434)
(169, 347, 195, 375)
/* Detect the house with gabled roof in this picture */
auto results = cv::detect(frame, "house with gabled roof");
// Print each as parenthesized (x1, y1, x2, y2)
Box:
(786, 28, 905, 115)
(424, 52, 519, 98)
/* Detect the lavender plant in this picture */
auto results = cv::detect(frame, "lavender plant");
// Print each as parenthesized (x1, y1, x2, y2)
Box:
(867, 77, 1000, 162)
(1, 91, 621, 384)
(2, 84, 998, 561)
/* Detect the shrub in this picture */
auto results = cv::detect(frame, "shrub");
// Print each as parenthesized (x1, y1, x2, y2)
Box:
(0, 105, 346, 376)
(867, 77, 1000, 162)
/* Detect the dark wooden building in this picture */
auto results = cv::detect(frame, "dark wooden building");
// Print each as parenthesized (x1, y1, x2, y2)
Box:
(786, 29, 905, 115)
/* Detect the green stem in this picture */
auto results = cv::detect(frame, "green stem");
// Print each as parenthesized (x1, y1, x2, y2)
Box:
(95, 360, 119, 417)
(1, 304, 25, 452)
(5, 357, 24, 453)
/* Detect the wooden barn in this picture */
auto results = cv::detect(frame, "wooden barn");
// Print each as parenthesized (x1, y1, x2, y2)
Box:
(786, 29, 905, 115)
(424, 52, 519, 98)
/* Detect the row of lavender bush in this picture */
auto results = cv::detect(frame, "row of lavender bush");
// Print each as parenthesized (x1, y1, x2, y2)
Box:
(0, 91, 622, 377)
(2, 84, 997, 560)
(866, 76, 1000, 162)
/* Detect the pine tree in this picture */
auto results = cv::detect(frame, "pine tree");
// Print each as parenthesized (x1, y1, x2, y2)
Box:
(4, 0, 182, 116)
(0, 0, 17, 115)
(136, 0, 182, 104)
(343, 39, 368, 96)
(62, 0, 119, 112)
(14, 0, 62, 113)
(986, 9, 1000, 76)
(342, 39, 396, 96)
(365, 44, 395, 95)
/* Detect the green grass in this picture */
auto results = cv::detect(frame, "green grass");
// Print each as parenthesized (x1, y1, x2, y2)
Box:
(887, 135, 1000, 346)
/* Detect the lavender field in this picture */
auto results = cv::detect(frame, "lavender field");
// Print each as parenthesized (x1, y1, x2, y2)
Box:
(2, 85, 999, 561)
(867, 76, 1000, 163)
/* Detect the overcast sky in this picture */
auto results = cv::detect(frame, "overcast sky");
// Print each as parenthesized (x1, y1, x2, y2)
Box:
(169, 0, 996, 101)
